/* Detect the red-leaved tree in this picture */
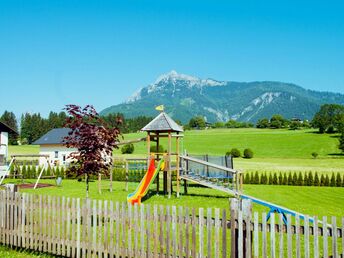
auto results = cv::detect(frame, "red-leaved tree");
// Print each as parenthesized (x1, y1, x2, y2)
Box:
(63, 104, 122, 197)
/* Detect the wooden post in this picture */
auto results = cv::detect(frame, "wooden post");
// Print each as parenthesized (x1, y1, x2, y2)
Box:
(98, 173, 101, 194)
(168, 132, 172, 198)
(125, 160, 129, 192)
(230, 198, 252, 258)
(176, 135, 180, 198)
(109, 160, 113, 193)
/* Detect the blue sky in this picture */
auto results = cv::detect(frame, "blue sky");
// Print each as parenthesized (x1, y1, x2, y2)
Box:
(1, 0, 344, 117)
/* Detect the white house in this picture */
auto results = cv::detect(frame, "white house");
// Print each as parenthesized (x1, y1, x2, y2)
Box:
(0, 121, 17, 168)
(33, 128, 77, 166)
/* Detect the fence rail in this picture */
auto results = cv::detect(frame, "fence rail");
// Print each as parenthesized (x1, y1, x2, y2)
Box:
(0, 191, 343, 257)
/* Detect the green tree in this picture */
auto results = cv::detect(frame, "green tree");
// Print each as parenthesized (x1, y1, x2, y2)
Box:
(320, 174, 325, 186)
(336, 172, 342, 187)
(292, 172, 298, 185)
(254, 171, 260, 184)
(314, 172, 320, 186)
(287, 173, 293, 185)
(282, 173, 288, 185)
(256, 118, 269, 128)
(0, 111, 18, 144)
(188, 116, 206, 129)
(268, 174, 273, 185)
(272, 173, 278, 185)
(324, 174, 330, 186)
(312, 104, 344, 133)
(278, 173, 283, 185)
(338, 133, 344, 153)
(270, 114, 286, 129)
(330, 173, 336, 187)
(308, 172, 314, 186)
(297, 172, 303, 186)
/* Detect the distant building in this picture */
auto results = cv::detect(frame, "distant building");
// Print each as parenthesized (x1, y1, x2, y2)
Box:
(32, 128, 77, 166)
(0, 121, 17, 166)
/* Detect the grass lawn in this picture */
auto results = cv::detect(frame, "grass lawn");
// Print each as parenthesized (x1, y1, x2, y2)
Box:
(11, 178, 344, 220)
(8, 128, 344, 172)
(0, 245, 53, 257)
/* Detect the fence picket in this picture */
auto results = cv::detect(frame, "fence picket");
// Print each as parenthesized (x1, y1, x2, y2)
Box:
(271, 213, 275, 258)
(153, 205, 158, 258)
(222, 209, 227, 258)
(287, 214, 292, 258)
(254, 212, 259, 258)
(238, 210, 243, 258)
(179, 206, 184, 258)
(314, 216, 319, 258)
(109, 201, 114, 258)
(215, 208, 220, 258)
(0, 191, 343, 258)
(323, 216, 328, 258)
(262, 212, 267, 258)
(304, 215, 309, 258)
(199, 207, 204, 258)
(207, 208, 212, 258)
(332, 216, 337, 258)
(278, 214, 283, 258)
(295, 214, 300, 258)
(192, 208, 196, 258)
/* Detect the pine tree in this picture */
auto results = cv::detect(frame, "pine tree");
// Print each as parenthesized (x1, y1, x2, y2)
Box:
(292, 172, 298, 185)
(304, 173, 309, 186)
(320, 174, 325, 186)
(0, 110, 18, 145)
(268, 174, 273, 185)
(282, 173, 288, 185)
(254, 171, 259, 184)
(314, 172, 320, 186)
(330, 173, 336, 187)
(308, 172, 314, 186)
(336, 172, 342, 187)
(272, 173, 278, 185)
(278, 173, 283, 185)
(297, 172, 303, 186)
(324, 175, 330, 186)
(287, 173, 293, 185)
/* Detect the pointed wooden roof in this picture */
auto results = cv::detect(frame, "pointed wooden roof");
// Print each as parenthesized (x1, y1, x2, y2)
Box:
(141, 112, 183, 132)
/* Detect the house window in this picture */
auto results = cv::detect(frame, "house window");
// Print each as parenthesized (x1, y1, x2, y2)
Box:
(54, 151, 58, 159)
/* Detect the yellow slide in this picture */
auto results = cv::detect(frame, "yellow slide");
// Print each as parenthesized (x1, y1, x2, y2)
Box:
(127, 158, 165, 205)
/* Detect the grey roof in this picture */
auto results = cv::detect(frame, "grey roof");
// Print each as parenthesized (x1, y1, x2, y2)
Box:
(141, 112, 183, 132)
(0, 121, 18, 134)
(32, 128, 72, 145)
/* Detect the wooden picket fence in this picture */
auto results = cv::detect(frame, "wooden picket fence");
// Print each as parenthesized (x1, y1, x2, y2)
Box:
(0, 190, 343, 257)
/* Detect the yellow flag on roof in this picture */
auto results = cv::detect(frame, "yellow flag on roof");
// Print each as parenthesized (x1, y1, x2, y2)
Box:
(155, 105, 164, 111)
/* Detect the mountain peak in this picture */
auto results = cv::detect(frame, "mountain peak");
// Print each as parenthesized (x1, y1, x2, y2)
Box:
(155, 70, 199, 84)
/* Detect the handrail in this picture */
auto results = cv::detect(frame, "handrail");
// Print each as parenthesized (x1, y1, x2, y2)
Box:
(179, 155, 238, 174)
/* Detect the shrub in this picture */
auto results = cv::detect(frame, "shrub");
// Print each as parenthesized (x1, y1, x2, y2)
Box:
(272, 173, 278, 185)
(330, 173, 336, 187)
(336, 172, 342, 187)
(278, 173, 283, 185)
(292, 172, 298, 185)
(314, 172, 320, 186)
(282, 173, 288, 185)
(253, 171, 259, 184)
(121, 143, 135, 154)
(311, 152, 318, 159)
(260, 173, 267, 184)
(324, 175, 330, 186)
(268, 174, 273, 185)
(320, 174, 325, 186)
(287, 173, 293, 185)
(308, 172, 314, 186)
(243, 148, 254, 159)
(227, 148, 241, 158)
(297, 172, 303, 186)
(150, 145, 165, 153)
(244, 173, 250, 184)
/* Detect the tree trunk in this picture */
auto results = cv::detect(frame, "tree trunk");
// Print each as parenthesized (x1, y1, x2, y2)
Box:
(86, 173, 89, 199)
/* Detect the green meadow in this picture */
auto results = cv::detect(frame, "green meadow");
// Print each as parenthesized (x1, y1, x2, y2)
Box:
(9, 128, 344, 172)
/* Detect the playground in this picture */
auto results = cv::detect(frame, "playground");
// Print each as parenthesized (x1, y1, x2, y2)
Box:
(0, 111, 344, 257)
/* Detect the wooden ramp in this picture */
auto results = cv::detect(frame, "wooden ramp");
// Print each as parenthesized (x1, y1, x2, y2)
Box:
(180, 174, 238, 196)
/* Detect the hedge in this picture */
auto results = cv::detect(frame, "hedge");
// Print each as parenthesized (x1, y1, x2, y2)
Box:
(242, 171, 344, 187)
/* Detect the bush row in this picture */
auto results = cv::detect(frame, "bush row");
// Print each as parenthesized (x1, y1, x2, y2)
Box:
(9, 165, 66, 179)
(243, 171, 344, 187)
(226, 148, 254, 158)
